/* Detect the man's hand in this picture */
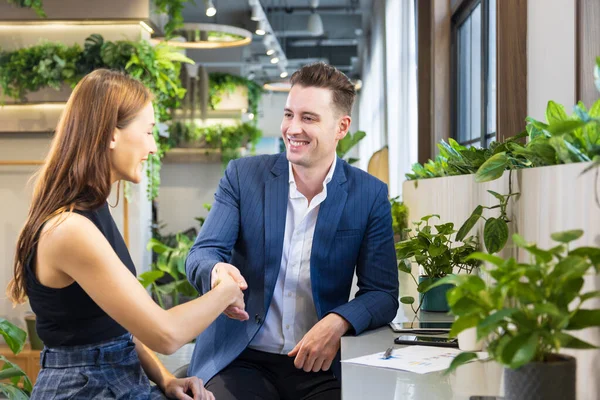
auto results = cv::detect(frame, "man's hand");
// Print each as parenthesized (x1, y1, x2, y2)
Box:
(287, 314, 351, 372)
(212, 262, 249, 321)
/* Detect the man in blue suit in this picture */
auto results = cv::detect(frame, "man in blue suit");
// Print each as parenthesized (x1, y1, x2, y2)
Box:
(186, 62, 398, 400)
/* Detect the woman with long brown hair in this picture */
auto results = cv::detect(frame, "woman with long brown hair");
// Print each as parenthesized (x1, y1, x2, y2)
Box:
(8, 69, 249, 399)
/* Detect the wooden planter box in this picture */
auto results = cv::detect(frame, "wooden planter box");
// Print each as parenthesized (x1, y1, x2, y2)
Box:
(402, 162, 600, 400)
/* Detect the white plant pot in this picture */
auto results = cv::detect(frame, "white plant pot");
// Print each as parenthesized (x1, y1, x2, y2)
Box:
(458, 327, 484, 352)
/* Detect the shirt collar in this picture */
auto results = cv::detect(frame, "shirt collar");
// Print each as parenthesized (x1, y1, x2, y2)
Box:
(288, 156, 337, 188)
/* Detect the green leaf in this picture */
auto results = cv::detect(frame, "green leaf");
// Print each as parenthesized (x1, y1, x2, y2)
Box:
(465, 252, 504, 267)
(580, 291, 600, 303)
(503, 332, 539, 369)
(428, 243, 446, 257)
(138, 270, 165, 288)
(477, 309, 518, 339)
(545, 101, 569, 125)
(449, 315, 479, 338)
(570, 247, 600, 268)
(557, 332, 598, 349)
(483, 218, 509, 254)
(0, 367, 24, 381)
(398, 259, 412, 273)
(417, 277, 434, 293)
(0, 384, 29, 400)
(444, 352, 479, 375)
(551, 229, 584, 243)
(567, 309, 600, 330)
(475, 152, 509, 182)
(0, 319, 26, 355)
(147, 238, 171, 254)
(546, 120, 588, 136)
(400, 296, 415, 305)
(456, 205, 483, 242)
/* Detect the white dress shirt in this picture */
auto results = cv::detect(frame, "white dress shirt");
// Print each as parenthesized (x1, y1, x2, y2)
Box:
(249, 157, 337, 354)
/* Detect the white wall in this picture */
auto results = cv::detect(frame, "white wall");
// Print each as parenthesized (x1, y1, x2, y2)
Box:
(157, 162, 224, 235)
(527, 0, 577, 120)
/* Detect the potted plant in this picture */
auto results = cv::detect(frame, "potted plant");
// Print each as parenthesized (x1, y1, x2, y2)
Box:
(435, 230, 600, 400)
(396, 215, 479, 313)
(0, 318, 33, 398)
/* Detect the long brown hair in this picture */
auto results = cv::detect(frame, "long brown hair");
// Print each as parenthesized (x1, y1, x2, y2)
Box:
(8, 69, 153, 303)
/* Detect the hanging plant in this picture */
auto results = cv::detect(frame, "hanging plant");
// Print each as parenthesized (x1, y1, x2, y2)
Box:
(153, 0, 193, 39)
(5, 0, 46, 17)
(208, 73, 264, 120)
(0, 34, 193, 200)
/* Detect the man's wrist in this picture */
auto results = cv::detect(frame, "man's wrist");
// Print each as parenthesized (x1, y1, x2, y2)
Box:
(329, 313, 351, 336)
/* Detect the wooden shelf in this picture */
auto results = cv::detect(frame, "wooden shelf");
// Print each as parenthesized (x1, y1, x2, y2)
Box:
(162, 148, 222, 164)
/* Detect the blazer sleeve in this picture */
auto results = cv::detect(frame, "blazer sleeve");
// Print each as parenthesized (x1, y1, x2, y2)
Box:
(185, 160, 241, 295)
(328, 183, 399, 334)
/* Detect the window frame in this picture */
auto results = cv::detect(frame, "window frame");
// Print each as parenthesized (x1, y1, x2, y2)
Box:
(451, 0, 495, 148)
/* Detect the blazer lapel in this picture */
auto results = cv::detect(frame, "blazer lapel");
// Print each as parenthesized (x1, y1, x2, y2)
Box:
(310, 159, 348, 317)
(263, 153, 289, 310)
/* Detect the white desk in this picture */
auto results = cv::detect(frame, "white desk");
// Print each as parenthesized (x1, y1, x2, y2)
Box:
(340, 327, 504, 400)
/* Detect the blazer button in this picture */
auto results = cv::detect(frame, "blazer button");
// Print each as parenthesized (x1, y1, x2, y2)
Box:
(255, 314, 262, 324)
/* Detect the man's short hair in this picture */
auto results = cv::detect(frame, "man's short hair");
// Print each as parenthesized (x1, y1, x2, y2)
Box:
(289, 62, 356, 116)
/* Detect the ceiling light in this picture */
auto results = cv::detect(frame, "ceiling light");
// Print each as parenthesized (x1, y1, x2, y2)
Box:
(251, 4, 261, 21)
(280, 71, 288, 78)
(270, 57, 280, 64)
(266, 48, 275, 56)
(248, 113, 255, 120)
(247, 72, 256, 80)
(204, 0, 217, 17)
(307, 13, 324, 36)
(255, 20, 266, 35)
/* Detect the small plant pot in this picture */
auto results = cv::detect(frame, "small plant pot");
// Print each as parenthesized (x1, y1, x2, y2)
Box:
(457, 327, 484, 351)
(504, 354, 576, 400)
(24, 313, 44, 350)
(419, 276, 451, 312)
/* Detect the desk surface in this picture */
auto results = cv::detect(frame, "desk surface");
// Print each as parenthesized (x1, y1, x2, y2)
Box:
(340, 325, 504, 400)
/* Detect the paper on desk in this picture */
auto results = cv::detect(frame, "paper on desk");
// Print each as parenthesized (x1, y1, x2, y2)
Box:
(342, 346, 488, 374)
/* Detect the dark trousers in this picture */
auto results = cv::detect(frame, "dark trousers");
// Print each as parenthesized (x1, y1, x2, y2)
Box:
(205, 348, 341, 400)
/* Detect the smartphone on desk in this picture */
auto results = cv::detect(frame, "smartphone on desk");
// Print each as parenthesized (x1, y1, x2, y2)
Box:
(394, 335, 459, 348)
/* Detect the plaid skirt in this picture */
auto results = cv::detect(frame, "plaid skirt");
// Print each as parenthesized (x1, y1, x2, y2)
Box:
(31, 333, 167, 399)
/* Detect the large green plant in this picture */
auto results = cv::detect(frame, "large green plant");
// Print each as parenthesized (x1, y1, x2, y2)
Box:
(336, 130, 366, 165)
(208, 73, 264, 119)
(5, 0, 45, 17)
(0, 34, 192, 200)
(0, 319, 32, 399)
(396, 214, 480, 313)
(431, 230, 600, 373)
(140, 233, 198, 308)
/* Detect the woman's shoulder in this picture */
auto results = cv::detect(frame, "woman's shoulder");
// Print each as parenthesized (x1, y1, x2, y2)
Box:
(39, 212, 101, 255)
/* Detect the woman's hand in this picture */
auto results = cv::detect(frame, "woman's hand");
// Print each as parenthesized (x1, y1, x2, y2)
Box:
(214, 263, 248, 320)
(164, 376, 215, 400)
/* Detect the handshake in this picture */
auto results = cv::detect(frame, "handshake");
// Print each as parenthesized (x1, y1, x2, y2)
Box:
(211, 262, 249, 321)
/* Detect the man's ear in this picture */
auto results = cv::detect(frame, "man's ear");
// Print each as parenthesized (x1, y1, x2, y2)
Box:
(336, 115, 352, 140)
(109, 128, 119, 150)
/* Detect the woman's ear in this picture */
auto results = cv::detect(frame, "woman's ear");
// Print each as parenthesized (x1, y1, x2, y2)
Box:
(109, 128, 119, 150)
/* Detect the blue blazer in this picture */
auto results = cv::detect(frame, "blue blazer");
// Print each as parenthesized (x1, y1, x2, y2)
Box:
(185, 153, 399, 382)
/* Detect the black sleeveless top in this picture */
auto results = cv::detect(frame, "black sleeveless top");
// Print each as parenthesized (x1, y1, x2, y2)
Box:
(25, 202, 136, 347)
